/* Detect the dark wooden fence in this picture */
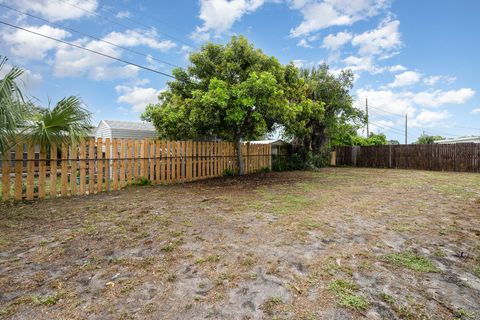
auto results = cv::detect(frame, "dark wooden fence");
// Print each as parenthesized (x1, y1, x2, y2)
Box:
(335, 143, 480, 172)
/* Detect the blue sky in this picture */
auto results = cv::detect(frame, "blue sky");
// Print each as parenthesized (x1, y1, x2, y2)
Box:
(1, 0, 479, 142)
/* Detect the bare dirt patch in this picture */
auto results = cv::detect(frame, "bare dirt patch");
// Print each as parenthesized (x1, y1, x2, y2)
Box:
(1, 168, 479, 319)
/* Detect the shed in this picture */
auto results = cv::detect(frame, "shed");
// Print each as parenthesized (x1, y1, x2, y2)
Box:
(246, 139, 289, 155)
(433, 136, 480, 144)
(94, 120, 158, 140)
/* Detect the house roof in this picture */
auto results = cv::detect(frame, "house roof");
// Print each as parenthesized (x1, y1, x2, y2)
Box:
(434, 136, 480, 144)
(245, 139, 287, 145)
(102, 120, 156, 131)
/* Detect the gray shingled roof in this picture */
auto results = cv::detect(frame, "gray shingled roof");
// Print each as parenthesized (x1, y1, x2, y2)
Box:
(103, 120, 156, 131)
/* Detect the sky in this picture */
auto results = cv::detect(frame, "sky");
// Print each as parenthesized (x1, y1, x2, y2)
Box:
(1, 0, 479, 143)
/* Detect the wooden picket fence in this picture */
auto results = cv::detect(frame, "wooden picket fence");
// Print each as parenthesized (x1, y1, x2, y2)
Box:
(0, 139, 272, 202)
(335, 143, 480, 172)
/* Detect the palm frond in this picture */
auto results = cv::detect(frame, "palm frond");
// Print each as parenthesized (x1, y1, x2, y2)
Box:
(0, 56, 26, 155)
(24, 96, 92, 147)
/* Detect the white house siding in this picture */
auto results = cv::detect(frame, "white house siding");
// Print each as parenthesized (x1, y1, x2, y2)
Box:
(94, 120, 112, 140)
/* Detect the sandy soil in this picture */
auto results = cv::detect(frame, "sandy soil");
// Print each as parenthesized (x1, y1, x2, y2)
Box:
(0, 168, 479, 320)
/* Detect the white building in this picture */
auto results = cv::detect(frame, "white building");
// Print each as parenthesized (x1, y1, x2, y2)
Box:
(94, 120, 158, 140)
(434, 136, 480, 144)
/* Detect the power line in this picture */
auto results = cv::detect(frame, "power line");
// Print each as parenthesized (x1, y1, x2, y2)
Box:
(369, 121, 405, 135)
(56, 0, 197, 50)
(0, 3, 181, 69)
(0, 20, 175, 79)
(355, 103, 458, 138)
(89, 0, 198, 49)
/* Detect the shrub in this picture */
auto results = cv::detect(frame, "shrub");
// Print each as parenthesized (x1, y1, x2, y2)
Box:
(132, 177, 152, 186)
(259, 167, 271, 173)
(223, 168, 235, 177)
(272, 153, 304, 171)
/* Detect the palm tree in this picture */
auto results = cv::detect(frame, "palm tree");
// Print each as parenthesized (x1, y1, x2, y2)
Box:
(24, 96, 92, 148)
(0, 56, 25, 155)
(0, 56, 92, 151)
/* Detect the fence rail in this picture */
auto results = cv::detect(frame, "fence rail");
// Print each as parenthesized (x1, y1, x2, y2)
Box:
(335, 143, 480, 172)
(0, 139, 272, 201)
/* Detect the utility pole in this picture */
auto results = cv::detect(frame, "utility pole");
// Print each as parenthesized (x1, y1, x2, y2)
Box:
(366, 98, 369, 137)
(405, 114, 408, 144)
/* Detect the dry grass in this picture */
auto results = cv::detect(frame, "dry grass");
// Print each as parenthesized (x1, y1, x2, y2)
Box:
(0, 168, 479, 319)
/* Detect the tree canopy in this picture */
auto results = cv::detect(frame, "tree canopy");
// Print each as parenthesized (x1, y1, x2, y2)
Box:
(142, 36, 364, 172)
(142, 36, 303, 174)
(415, 134, 445, 144)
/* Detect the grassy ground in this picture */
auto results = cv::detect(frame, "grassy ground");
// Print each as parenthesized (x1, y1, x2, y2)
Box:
(0, 168, 479, 319)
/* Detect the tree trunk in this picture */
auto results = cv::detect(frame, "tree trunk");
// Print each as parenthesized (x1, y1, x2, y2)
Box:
(236, 139, 244, 176)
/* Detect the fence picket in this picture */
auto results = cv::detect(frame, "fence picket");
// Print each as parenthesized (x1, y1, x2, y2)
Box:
(50, 144, 57, 199)
(336, 144, 480, 173)
(61, 143, 68, 197)
(1, 139, 272, 202)
(79, 140, 86, 195)
(88, 139, 95, 194)
(69, 144, 77, 196)
(105, 138, 111, 191)
(97, 138, 104, 192)
(112, 139, 118, 191)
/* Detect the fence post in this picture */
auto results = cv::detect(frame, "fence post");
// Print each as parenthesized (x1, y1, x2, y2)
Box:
(388, 145, 392, 168)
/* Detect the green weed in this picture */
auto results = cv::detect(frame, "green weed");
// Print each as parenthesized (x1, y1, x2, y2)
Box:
(383, 251, 438, 272)
(329, 279, 369, 311)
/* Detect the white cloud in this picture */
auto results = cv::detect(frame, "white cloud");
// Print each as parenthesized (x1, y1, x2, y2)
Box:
(14, 0, 98, 22)
(343, 55, 383, 74)
(2, 24, 70, 60)
(52, 29, 175, 80)
(356, 88, 415, 116)
(410, 110, 451, 128)
(191, 0, 265, 41)
(387, 64, 407, 73)
(297, 38, 312, 48)
(388, 71, 421, 88)
(322, 31, 352, 51)
(356, 87, 475, 123)
(369, 119, 397, 134)
(351, 19, 401, 57)
(290, 0, 390, 37)
(292, 59, 306, 68)
(116, 11, 131, 19)
(115, 85, 162, 113)
(412, 88, 475, 107)
(0, 63, 42, 91)
(423, 75, 456, 86)
(471, 108, 480, 114)
(103, 29, 176, 52)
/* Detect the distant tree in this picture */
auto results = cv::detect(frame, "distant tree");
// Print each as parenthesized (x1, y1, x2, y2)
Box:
(142, 36, 298, 175)
(282, 64, 363, 167)
(415, 134, 444, 144)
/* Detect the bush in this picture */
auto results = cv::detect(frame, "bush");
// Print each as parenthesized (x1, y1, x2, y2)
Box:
(306, 151, 331, 168)
(272, 153, 304, 171)
(132, 177, 152, 186)
(223, 168, 235, 177)
(259, 167, 271, 173)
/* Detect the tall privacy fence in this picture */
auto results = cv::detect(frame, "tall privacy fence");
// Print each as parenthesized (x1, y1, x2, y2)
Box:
(0, 139, 271, 201)
(335, 143, 480, 172)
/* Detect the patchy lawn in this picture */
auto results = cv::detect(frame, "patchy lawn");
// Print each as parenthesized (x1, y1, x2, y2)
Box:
(1, 168, 480, 319)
